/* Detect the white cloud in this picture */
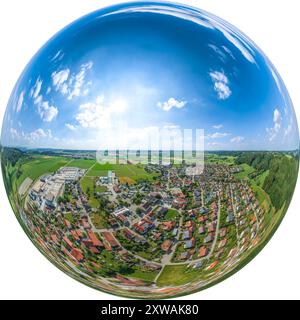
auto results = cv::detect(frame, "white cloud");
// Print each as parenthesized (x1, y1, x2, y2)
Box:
(206, 141, 223, 148)
(208, 44, 235, 62)
(203, 15, 257, 65)
(213, 124, 223, 129)
(10, 127, 56, 145)
(30, 78, 43, 99)
(52, 69, 70, 92)
(10, 128, 20, 139)
(270, 68, 283, 95)
(208, 44, 227, 62)
(33, 95, 58, 122)
(102, 6, 214, 30)
(267, 108, 282, 141)
(30, 78, 58, 122)
(21, 128, 52, 143)
(76, 95, 127, 129)
(273, 108, 281, 124)
(37, 101, 58, 122)
(65, 123, 76, 131)
(230, 136, 245, 143)
(157, 97, 187, 111)
(284, 123, 292, 137)
(222, 30, 256, 64)
(68, 62, 93, 100)
(209, 71, 232, 100)
(207, 132, 230, 139)
(16, 91, 25, 112)
(222, 46, 235, 60)
(51, 62, 93, 100)
(31, 128, 47, 138)
(33, 93, 59, 122)
(50, 50, 64, 62)
(27, 129, 48, 142)
(210, 71, 228, 84)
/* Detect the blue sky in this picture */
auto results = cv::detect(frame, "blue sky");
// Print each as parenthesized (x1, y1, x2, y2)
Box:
(1, 1, 299, 151)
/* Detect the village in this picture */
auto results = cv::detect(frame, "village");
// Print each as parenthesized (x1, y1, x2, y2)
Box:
(20, 160, 265, 296)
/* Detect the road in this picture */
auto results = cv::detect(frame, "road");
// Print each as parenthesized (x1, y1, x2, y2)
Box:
(167, 192, 221, 266)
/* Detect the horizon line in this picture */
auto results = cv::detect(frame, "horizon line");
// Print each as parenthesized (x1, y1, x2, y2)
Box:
(1, 144, 299, 153)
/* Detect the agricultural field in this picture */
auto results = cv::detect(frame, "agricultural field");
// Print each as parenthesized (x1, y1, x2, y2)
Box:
(86, 163, 113, 176)
(1, 146, 298, 299)
(205, 153, 236, 165)
(87, 163, 157, 182)
(68, 159, 96, 169)
(13, 155, 69, 193)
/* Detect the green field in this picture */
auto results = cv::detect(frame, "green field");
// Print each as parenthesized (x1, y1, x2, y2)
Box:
(68, 159, 96, 169)
(16, 156, 70, 190)
(87, 163, 113, 176)
(165, 209, 180, 220)
(234, 163, 255, 180)
(254, 170, 269, 187)
(80, 176, 95, 193)
(80, 176, 107, 208)
(126, 269, 159, 283)
(64, 212, 75, 223)
(205, 154, 236, 165)
(91, 211, 109, 228)
(250, 181, 273, 220)
(87, 163, 157, 182)
(157, 265, 203, 287)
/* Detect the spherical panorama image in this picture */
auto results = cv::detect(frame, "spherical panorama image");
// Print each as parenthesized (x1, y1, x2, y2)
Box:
(1, 1, 299, 299)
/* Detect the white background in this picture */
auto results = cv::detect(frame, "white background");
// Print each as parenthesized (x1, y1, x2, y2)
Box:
(0, 0, 299, 300)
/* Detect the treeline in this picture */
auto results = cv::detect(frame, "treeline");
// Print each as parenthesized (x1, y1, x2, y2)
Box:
(0, 147, 26, 167)
(263, 155, 299, 209)
(0, 147, 27, 196)
(236, 152, 273, 172)
(235, 151, 299, 210)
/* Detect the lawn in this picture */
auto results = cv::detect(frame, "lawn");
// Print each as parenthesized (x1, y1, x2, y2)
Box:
(80, 176, 95, 193)
(97, 185, 108, 192)
(80, 176, 107, 192)
(126, 269, 159, 283)
(80, 176, 106, 208)
(165, 209, 180, 220)
(64, 212, 75, 223)
(91, 211, 109, 228)
(156, 265, 203, 287)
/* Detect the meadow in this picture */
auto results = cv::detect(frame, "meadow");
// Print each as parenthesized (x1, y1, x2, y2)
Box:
(80, 176, 107, 208)
(87, 163, 157, 182)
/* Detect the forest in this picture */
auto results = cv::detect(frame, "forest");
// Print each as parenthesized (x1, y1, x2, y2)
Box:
(236, 151, 299, 210)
